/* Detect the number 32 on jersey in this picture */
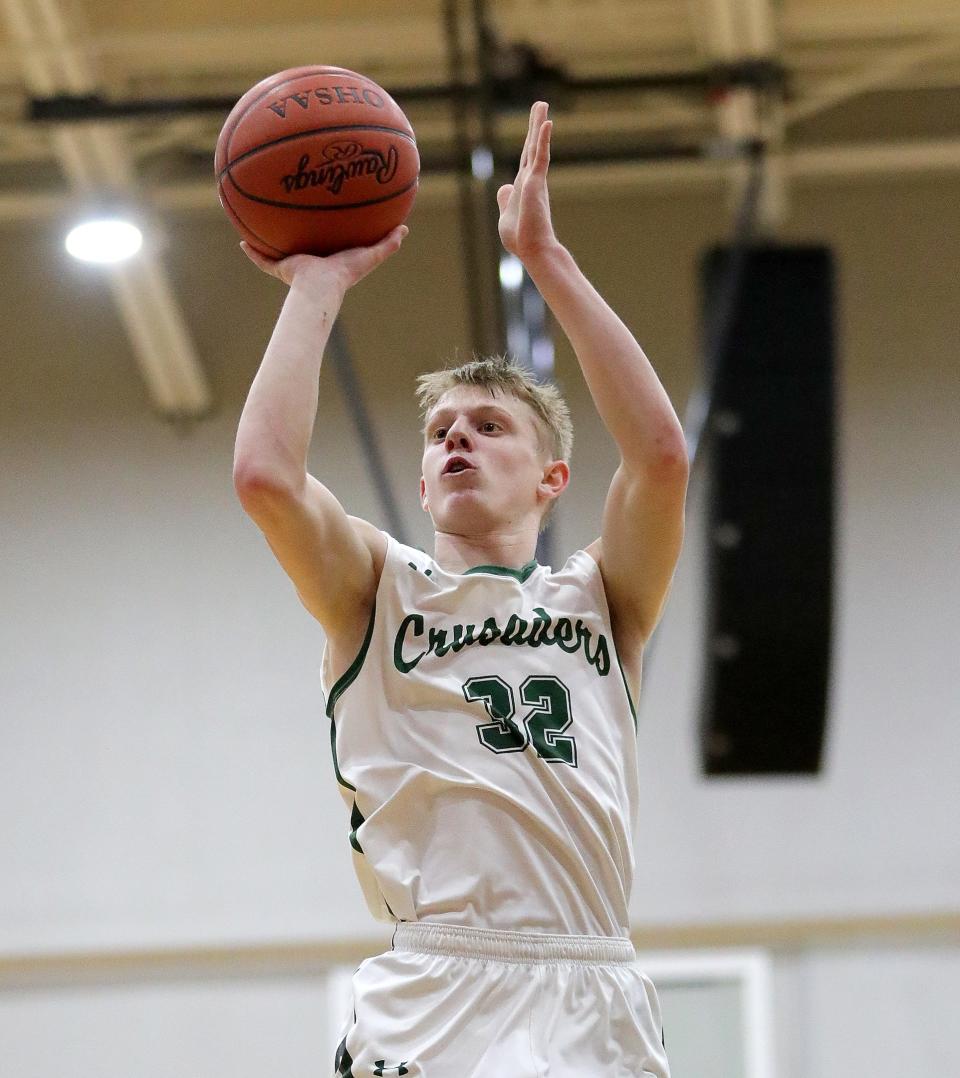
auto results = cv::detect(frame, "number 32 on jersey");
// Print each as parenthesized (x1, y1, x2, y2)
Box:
(462, 675, 578, 767)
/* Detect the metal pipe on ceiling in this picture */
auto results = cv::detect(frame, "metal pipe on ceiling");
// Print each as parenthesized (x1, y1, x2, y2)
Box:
(443, 0, 489, 360)
(470, 0, 510, 357)
(25, 61, 788, 124)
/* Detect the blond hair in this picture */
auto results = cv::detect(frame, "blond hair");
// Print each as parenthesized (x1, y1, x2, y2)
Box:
(415, 355, 573, 463)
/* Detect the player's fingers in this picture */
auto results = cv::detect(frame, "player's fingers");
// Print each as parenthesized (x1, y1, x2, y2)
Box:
(381, 223, 409, 246)
(528, 102, 549, 169)
(350, 225, 408, 274)
(239, 241, 278, 273)
(534, 101, 548, 135)
(534, 120, 552, 171)
(496, 184, 514, 212)
(386, 223, 409, 253)
(520, 106, 533, 168)
(364, 224, 407, 262)
(520, 102, 537, 170)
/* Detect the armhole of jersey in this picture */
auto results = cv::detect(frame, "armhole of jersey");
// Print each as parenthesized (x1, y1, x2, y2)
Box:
(322, 530, 394, 719)
(324, 602, 377, 720)
(575, 548, 639, 730)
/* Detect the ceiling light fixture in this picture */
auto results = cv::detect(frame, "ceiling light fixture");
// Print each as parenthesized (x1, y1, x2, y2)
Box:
(65, 217, 143, 263)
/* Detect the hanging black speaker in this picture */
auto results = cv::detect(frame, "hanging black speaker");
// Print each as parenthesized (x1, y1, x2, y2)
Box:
(699, 245, 836, 775)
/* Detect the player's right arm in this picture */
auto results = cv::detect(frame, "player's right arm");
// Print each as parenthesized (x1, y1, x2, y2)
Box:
(232, 230, 405, 643)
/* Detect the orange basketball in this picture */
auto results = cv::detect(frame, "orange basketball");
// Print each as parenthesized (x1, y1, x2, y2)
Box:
(215, 66, 419, 258)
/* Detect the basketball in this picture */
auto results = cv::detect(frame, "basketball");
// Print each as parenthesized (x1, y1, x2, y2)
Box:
(215, 66, 419, 258)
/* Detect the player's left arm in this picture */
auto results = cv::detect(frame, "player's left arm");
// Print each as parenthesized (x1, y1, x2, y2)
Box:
(499, 102, 689, 643)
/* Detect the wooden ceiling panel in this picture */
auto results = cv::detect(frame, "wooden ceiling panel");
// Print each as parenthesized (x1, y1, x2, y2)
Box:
(82, 0, 447, 35)
(0, 0, 959, 196)
(782, 0, 960, 42)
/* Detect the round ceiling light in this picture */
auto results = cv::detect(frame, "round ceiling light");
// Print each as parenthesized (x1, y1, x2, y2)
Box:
(65, 218, 144, 263)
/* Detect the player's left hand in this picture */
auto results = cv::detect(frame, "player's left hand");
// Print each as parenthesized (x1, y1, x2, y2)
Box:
(497, 101, 557, 262)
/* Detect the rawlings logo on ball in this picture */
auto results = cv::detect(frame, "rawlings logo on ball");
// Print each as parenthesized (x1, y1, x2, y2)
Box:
(281, 147, 400, 196)
(217, 65, 418, 254)
(323, 140, 364, 162)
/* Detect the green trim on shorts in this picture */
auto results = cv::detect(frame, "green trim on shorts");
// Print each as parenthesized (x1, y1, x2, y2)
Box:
(334, 1030, 355, 1077)
(349, 800, 365, 853)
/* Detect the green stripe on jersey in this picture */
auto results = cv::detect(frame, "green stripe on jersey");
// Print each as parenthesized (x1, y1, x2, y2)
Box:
(613, 641, 638, 730)
(325, 603, 377, 718)
(326, 603, 377, 792)
(462, 559, 538, 582)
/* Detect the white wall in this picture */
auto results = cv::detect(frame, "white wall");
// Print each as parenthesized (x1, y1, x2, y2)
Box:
(2, 943, 954, 1077)
(0, 977, 334, 1077)
(773, 942, 959, 1077)
(2, 174, 958, 1075)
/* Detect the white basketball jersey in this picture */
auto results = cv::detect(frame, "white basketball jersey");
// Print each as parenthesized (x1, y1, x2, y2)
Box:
(320, 533, 642, 937)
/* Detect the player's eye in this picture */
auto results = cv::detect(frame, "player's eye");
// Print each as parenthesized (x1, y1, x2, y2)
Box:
(480, 421, 500, 433)
(431, 427, 447, 440)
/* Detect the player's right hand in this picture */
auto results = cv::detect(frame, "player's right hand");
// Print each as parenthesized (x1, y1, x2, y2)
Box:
(240, 224, 408, 292)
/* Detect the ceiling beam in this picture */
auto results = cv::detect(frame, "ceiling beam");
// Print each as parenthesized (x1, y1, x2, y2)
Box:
(0, 0, 211, 419)
(782, 3, 960, 44)
(785, 34, 960, 128)
(2, 136, 959, 225)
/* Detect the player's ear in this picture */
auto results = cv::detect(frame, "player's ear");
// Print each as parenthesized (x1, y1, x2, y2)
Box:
(419, 475, 429, 512)
(538, 459, 569, 500)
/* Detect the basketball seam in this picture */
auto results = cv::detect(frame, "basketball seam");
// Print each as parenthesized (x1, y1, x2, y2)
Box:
(217, 181, 291, 258)
(223, 67, 408, 166)
(222, 66, 362, 166)
(216, 68, 417, 255)
(218, 124, 418, 179)
(223, 172, 419, 213)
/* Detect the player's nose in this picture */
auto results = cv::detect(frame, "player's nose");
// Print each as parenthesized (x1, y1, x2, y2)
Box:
(444, 418, 473, 451)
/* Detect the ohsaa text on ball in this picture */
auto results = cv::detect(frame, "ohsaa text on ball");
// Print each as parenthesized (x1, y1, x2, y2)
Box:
(267, 85, 386, 120)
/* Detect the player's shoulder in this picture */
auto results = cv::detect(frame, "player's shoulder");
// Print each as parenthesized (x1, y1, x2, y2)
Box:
(549, 540, 603, 584)
(341, 522, 442, 593)
(582, 538, 602, 567)
(345, 516, 389, 577)
(345, 522, 435, 582)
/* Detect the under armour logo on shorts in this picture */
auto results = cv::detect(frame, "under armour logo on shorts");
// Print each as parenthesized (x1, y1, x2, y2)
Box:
(373, 1062, 409, 1076)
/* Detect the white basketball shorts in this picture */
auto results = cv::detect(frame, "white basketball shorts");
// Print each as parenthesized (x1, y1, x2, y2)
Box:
(333, 922, 671, 1077)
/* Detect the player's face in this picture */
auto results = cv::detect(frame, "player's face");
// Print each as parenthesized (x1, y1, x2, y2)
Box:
(420, 386, 563, 534)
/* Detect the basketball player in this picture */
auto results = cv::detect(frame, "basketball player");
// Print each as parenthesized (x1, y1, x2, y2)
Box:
(234, 102, 687, 1076)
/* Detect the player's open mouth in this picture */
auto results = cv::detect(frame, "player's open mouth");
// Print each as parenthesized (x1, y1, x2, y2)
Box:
(442, 455, 475, 475)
